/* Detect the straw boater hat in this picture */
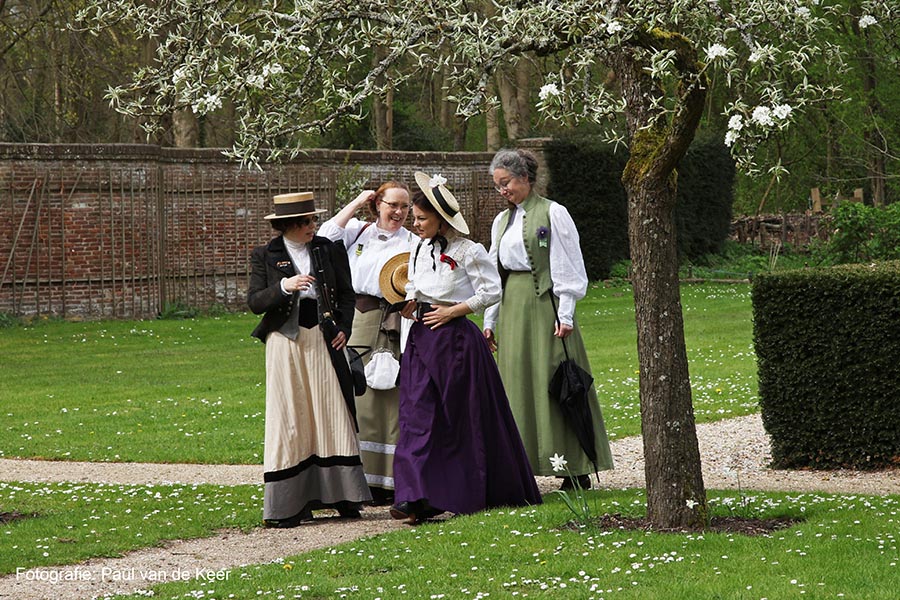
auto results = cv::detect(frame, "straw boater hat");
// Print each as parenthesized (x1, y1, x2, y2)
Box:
(413, 171, 470, 235)
(379, 252, 411, 305)
(264, 191, 327, 220)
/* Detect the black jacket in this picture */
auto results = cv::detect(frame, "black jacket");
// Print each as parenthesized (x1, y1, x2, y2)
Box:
(247, 234, 357, 423)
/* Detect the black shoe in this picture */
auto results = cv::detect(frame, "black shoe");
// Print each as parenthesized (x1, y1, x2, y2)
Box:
(390, 500, 443, 525)
(559, 474, 592, 491)
(264, 507, 314, 528)
(368, 487, 395, 507)
(336, 502, 362, 519)
(390, 501, 412, 521)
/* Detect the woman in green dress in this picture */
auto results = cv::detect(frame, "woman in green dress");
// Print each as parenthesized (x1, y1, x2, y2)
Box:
(482, 149, 613, 489)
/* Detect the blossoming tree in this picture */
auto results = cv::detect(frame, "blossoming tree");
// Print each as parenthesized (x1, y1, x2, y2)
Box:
(80, 0, 892, 529)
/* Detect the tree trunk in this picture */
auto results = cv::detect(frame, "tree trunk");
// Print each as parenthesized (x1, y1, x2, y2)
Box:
(485, 80, 501, 151)
(453, 114, 467, 151)
(496, 68, 521, 140)
(172, 107, 199, 147)
(860, 35, 885, 207)
(515, 60, 531, 137)
(613, 32, 708, 530)
(439, 66, 454, 131)
(849, 1, 886, 207)
(373, 46, 393, 150)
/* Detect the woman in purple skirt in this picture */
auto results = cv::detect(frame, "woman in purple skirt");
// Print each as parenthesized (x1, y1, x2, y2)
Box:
(388, 172, 542, 525)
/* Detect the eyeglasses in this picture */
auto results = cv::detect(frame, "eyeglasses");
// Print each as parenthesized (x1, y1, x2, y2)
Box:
(380, 200, 410, 211)
(493, 177, 518, 193)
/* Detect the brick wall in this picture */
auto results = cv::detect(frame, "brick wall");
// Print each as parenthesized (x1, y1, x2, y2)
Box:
(0, 143, 505, 319)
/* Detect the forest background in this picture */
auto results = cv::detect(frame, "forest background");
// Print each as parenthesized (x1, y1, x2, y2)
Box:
(2, 0, 897, 214)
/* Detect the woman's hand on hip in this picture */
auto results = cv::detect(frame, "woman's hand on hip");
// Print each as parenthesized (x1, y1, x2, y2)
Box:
(399, 300, 416, 320)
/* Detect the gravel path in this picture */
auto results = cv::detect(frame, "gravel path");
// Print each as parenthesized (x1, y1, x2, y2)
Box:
(1, 413, 897, 600)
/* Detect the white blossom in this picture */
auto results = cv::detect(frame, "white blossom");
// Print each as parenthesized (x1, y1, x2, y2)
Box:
(262, 63, 284, 78)
(727, 115, 744, 131)
(686, 499, 699, 509)
(171, 66, 189, 85)
(794, 6, 811, 19)
(428, 174, 447, 187)
(858, 15, 877, 29)
(192, 92, 223, 114)
(246, 73, 265, 88)
(549, 453, 568, 472)
(751, 105, 774, 127)
(773, 104, 792, 120)
(724, 130, 739, 147)
(539, 83, 561, 100)
(606, 20, 623, 35)
(705, 43, 729, 61)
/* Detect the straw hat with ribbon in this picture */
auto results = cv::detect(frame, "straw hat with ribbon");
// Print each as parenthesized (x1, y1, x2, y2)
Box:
(264, 191, 327, 220)
(413, 172, 469, 235)
(379, 252, 411, 305)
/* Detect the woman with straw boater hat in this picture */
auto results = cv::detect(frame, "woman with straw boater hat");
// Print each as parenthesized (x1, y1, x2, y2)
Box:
(318, 182, 416, 507)
(388, 172, 541, 525)
(248, 191, 371, 527)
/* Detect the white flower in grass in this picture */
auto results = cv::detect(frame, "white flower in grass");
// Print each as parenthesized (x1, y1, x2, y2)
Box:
(686, 499, 699, 509)
(549, 453, 568, 472)
(859, 15, 877, 29)
(428, 174, 447, 187)
(539, 83, 561, 101)
(606, 20, 623, 35)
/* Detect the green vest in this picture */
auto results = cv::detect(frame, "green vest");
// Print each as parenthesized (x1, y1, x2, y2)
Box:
(497, 191, 554, 297)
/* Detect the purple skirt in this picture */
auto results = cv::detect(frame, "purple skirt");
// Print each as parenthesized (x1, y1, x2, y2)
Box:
(393, 316, 542, 515)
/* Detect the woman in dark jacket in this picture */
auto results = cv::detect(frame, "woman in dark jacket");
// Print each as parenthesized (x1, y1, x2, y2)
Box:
(248, 192, 371, 527)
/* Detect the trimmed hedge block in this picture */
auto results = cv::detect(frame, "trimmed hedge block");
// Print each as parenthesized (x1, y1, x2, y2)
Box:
(753, 261, 900, 469)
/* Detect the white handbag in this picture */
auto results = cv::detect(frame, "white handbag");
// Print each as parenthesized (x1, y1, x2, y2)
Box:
(364, 348, 400, 390)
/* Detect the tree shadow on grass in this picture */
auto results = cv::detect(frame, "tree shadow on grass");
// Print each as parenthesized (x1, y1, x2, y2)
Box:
(569, 513, 801, 536)
(0, 511, 32, 525)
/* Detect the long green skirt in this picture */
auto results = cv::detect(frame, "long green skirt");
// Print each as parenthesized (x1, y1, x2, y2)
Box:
(348, 307, 400, 490)
(496, 273, 613, 476)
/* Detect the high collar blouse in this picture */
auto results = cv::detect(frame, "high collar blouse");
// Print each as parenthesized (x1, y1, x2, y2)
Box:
(282, 237, 318, 300)
(404, 232, 501, 315)
(318, 217, 415, 297)
(483, 199, 588, 329)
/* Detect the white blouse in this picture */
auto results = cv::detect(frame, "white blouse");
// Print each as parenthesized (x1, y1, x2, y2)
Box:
(404, 233, 501, 315)
(281, 237, 318, 300)
(318, 217, 415, 297)
(483, 201, 588, 329)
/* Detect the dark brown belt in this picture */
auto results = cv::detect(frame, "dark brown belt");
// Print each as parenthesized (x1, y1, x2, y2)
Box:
(415, 301, 457, 320)
(355, 294, 384, 313)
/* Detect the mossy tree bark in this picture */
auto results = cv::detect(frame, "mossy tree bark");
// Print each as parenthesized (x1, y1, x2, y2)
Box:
(612, 30, 709, 529)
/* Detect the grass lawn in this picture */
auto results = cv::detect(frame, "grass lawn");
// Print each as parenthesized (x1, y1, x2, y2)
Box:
(0, 282, 756, 463)
(92, 489, 898, 600)
(0, 481, 261, 576)
(2, 282, 897, 597)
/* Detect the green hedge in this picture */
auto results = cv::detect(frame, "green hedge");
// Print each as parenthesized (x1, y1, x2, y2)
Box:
(753, 262, 900, 469)
(544, 135, 734, 279)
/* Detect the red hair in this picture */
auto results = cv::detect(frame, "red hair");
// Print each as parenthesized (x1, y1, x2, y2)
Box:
(368, 181, 410, 217)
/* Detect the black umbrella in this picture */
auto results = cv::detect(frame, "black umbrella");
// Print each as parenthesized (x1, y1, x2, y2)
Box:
(547, 294, 599, 473)
(549, 355, 599, 473)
